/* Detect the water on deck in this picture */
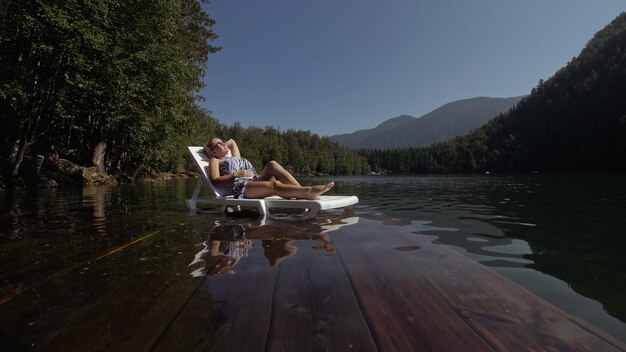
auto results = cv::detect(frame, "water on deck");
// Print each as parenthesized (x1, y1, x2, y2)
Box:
(1, 209, 624, 351)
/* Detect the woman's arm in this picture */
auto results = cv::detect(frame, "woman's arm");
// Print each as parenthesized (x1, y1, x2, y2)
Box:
(208, 158, 253, 185)
(209, 241, 224, 256)
(225, 139, 241, 158)
(208, 158, 234, 184)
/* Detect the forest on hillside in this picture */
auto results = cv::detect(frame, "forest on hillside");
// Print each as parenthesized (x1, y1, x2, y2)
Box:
(3, 1, 624, 188)
(213, 124, 369, 176)
(361, 12, 626, 174)
(0, 0, 367, 187)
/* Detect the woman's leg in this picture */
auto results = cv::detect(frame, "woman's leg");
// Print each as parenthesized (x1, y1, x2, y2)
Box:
(259, 161, 301, 186)
(244, 180, 334, 200)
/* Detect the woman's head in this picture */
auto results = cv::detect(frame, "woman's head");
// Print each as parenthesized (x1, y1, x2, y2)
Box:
(204, 138, 229, 158)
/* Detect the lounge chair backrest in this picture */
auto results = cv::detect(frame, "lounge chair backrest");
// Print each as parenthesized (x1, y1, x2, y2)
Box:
(187, 146, 230, 197)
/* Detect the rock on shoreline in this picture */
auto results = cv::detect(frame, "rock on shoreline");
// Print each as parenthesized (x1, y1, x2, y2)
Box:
(52, 162, 197, 187)
(38, 158, 118, 187)
(1, 156, 195, 189)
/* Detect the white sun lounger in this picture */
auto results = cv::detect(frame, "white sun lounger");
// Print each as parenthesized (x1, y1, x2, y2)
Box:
(185, 146, 358, 219)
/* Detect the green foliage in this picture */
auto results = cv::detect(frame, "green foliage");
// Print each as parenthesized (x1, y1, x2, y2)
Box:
(212, 125, 369, 175)
(361, 12, 626, 173)
(0, 0, 220, 181)
(9, 2, 624, 180)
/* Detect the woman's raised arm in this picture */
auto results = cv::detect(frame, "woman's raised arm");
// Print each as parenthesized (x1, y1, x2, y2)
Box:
(225, 139, 241, 158)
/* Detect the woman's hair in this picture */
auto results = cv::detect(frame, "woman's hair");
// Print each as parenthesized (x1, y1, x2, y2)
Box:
(204, 138, 231, 159)
(203, 138, 220, 158)
(203, 141, 212, 157)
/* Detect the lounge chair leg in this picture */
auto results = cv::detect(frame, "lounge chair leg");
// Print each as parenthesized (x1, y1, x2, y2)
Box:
(188, 179, 203, 204)
(304, 208, 319, 220)
(257, 202, 268, 218)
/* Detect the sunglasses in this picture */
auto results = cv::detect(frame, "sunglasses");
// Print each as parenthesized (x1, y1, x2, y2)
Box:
(211, 141, 225, 150)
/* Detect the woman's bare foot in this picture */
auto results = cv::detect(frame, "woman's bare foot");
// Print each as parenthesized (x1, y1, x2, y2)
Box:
(306, 182, 335, 200)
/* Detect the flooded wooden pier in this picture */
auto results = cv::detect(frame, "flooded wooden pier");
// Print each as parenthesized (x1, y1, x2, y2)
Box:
(1, 212, 625, 351)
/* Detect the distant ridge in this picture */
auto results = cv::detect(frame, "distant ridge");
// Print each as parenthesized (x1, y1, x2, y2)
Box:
(330, 96, 524, 149)
(330, 115, 414, 148)
(358, 12, 626, 173)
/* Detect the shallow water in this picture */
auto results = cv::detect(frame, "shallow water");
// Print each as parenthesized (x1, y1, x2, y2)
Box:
(1, 174, 625, 348)
(324, 174, 626, 342)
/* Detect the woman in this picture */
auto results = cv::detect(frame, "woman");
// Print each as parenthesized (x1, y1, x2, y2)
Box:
(204, 138, 334, 200)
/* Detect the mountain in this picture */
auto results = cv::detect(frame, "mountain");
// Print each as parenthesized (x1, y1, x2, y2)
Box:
(466, 12, 626, 171)
(331, 96, 524, 149)
(330, 115, 414, 148)
(359, 12, 626, 172)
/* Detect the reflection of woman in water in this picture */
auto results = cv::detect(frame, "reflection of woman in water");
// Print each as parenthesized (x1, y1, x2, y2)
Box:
(262, 239, 297, 267)
(262, 234, 335, 267)
(195, 223, 337, 276)
(203, 224, 251, 275)
(207, 238, 252, 275)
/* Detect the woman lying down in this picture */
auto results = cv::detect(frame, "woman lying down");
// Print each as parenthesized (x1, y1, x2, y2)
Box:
(204, 138, 334, 200)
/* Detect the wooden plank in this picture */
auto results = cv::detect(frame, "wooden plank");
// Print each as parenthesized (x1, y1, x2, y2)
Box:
(5, 212, 622, 352)
(0, 230, 162, 305)
(0, 238, 51, 275)
(21, 235, 202, 351)
(156, 221, 375, 352)
(204, 251, 278, 351)
(103, 274, 204, 351)
(402, 230, 626, 352)
(40, 258, 199, 351)
(332, 220, 494, 351)
(150, 281, 221, 352)
(156, 238, 279, 351)
(266, 236, 378, 351)
(339, 216, 626, 351)
(0, 232, 166, 350)
(0, 237, 87, 301)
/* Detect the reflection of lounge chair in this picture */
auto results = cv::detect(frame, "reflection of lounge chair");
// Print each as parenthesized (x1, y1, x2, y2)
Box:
(188, 215, 359, 276)
(185, 146, 359, 219)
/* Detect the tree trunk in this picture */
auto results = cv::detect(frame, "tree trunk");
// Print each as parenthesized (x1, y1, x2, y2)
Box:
(4, 138, 32, 186)
(92, 141, 107, 174)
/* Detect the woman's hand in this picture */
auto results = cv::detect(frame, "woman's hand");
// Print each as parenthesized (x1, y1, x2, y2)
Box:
(225, 139, 241, 158)
(235, 169, 254, 178)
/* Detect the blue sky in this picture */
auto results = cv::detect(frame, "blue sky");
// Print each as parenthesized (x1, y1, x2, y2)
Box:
(200, 0, 625, 136)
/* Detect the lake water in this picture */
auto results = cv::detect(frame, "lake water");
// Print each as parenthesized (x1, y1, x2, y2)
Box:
(1, 174, 625, 349)
(334, 174, 626, 343)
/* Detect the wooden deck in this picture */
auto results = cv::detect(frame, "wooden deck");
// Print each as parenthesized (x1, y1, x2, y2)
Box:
(1, 214, 625, 351)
